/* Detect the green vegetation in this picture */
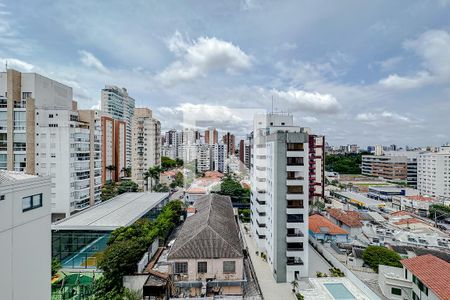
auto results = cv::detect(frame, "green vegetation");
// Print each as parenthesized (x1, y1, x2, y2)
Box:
(161, 156, 183, 170)
(170, 171, 184, 189)
(325, 153, 369, 174)
(218, 174, 250, 203)
(51, 258, 61, 277)
(238, 208, 250, 222)
(101, 180, 139, 202)
(145, 166, 163, 191)
(290, 280, 299, 292)
(329, 267, 345, 277)
(429, 204, 450, 221)
(94, 201, 184, 298)
(295, 293, 304, 300)
(362, 246, 402, 272)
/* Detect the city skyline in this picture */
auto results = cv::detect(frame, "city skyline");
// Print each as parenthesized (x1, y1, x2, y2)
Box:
(1, 1, 450, 146)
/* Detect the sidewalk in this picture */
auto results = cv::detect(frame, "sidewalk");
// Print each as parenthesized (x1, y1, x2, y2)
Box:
(241, 224, 296, 300)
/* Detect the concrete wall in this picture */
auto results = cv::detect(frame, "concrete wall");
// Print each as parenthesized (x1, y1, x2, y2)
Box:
(0, 175, 52, 300)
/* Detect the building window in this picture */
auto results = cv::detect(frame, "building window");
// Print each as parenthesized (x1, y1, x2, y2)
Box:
(174, 262, 188, 274)
(0, 195, 4, 201)
(287, 186, 303, 194)
(223, 261, 236, 273)
(198, 261, 207, 273)
(49, 114, 53, 118)
(287, 143, 304, 151)
(391, 288, 401, 296)
(22, 193, 42, 212)
(22, 92, 32, 99)
(287, 157, 304, 166)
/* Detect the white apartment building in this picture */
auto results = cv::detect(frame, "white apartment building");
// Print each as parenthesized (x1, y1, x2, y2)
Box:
(196, 144, 212, 173)
(251, 113, 309, 282)
(101, 85, 135, 167)
(418, 146, 450, 200)
(0, 171, 52, 300)
(0, 69, 102, 219)
(177, 144, 197, 163)
(213, 143, 227, 173)
(161, 144, 176, 160)
(131, 107, 161, 189)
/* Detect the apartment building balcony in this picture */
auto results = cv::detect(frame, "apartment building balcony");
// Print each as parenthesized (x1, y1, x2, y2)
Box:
(287, 207, 305, 215)
(287, 214, 304, 223)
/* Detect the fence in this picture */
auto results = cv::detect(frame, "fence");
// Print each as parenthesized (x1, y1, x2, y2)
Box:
(137, 238, 159, 273)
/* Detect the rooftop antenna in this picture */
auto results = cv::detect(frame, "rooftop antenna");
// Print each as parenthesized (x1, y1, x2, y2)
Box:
(271, 95, 274, 113)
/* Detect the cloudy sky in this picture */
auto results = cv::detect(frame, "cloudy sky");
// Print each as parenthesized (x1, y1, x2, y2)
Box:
(2, 0, 450, 147)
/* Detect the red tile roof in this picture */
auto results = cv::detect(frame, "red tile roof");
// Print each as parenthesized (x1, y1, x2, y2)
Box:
(309, 214, 349, 235)
(401, 254, 450, 300)
(390, 211, 412, 217)
(204, 171, 225, 178)
(327, 208, 362, 227)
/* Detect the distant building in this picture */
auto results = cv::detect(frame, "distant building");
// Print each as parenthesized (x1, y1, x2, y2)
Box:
(204, 127, 218, 145)
(196, 144, 212, 173)
(375, 144, 383, 156)
(418, 146, 450, 200)
(101, 115, 126, 184)
(309, 135, 325, 204)
(392, 195, 438, 217)
(212, 143, 227, 173)
(239, 135, 252, 170)
(167, 194, 244, 298)
(0, 171, 52, 300)
(131, 108, 161, 189)
(101, 85, 135, 167)
(326, 208, 362, 238)
(222, 132, 235, 157)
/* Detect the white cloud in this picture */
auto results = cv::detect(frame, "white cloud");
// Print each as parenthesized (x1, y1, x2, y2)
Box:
(356, 111, 410, 124)
(379, 30, 450, 89)
(271, 88, 340, 113)
(0, 58, 34, 72)
(79, 50, 108, 73)
(158, 32, 252, 84)
(301, 116, 319, 123)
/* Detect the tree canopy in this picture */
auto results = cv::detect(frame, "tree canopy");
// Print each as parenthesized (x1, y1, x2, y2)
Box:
(429, 204, 450, 221)
(95, 201, 184, 297)
(218, 174, 250, 203)
(362, 246, 402, 272)
(161, 156, 183, 170)
(101, 180, 139, 201)
(325, 153, 368, 174)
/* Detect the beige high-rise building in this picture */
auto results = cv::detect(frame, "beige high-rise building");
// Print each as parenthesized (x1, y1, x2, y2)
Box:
(0, 69, 102, 219)
(101, 115, 126, 184)
(131, 107, 161, 190)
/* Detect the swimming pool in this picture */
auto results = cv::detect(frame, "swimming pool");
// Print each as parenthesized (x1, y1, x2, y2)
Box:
(324, 283, 356, 300)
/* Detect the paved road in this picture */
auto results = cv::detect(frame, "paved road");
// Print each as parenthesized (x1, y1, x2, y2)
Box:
(169, 189, 184, 201)
(241, 224, 296, 300)
(308, 244, 332, 277)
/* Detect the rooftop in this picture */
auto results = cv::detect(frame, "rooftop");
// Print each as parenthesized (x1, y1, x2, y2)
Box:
(327, 208, 362, 228)
(401, 254, 450, 299)
(52, 192, 169, 231)
(309, 214, 349, 235)
(168, 194, 243, 260)
(405, 195, 436, 202)
(335, 191, 383, 208)
(0, 170, 39, 184)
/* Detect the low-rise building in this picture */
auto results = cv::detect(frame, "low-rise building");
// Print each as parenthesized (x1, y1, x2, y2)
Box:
(392, 195, 438, 216)
(401, 254, 450, 300)
(52, 192, 169, 269)
(326, 208, 362, 238)
(167, 194, 244, 298)
(309, 214, 349, 242)
(378, 265, 412, 300)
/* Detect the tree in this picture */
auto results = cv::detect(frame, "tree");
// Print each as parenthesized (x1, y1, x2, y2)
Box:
(101, 182, 118, 201)
(161, 156, 177, 170)
(153, 183, 170, 192)
(148, 166, 163, 191)
(173, 171, 184, 188)
(290, 280, 299, 292)
(121, 167, 131, 178)
(51, 258, 61, 277)
(362, 246, 402, 272)
(175, 158, 184, 167)
(325, 153, 368, 174)
(105, 165, 117, 182)
(117, 180, 139, 194)
(429, 204, 450, 221)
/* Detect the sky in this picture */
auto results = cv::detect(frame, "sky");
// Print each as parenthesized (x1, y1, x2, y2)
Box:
(1, 0, 450, 147)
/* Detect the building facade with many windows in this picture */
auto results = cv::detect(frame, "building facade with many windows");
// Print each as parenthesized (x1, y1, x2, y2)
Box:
(250, 113, 309, 282)
(101, 85, 135, 168)
(131, 107, 161, 190)
(417, 146, 450, 200)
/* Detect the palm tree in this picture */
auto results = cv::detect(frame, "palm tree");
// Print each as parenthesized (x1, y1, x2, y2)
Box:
(121, 167, 131, 178)
(105, 165, 116, 182)
(148, 166, 163, 191)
